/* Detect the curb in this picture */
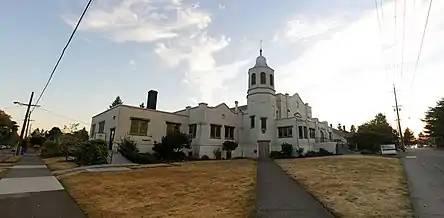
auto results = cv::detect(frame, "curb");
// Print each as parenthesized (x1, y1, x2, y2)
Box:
(399, 156, 419, 218)
(53, 163, 139, 176)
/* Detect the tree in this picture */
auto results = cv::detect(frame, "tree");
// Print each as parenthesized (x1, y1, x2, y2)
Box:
(152, 132, 192, 161)
(30, 128, 46, 146)
(423, 97, 444, 147)
(109, 96, 123, 109)
(139, 102, 145, 108)
(337, 123, 342, 131)
(350, 125, 356, 133)
(222, 140, 239, 159)
(46, 127, 62, 141)
(351, 113, 397, 152)
(417, 132, 428, 145)
(403, 128, 416, 146)
(0, 110, 19, 145)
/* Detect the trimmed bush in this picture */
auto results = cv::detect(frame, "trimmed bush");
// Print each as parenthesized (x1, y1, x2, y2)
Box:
(269, 151, 283, 159)
(318, 148, 333, 156)
(118, 137, 158, 164)
(281, 143, 293, 157)
(74, 139, 108, 165)
(201, 155, 210, 160)
(40, 140, 63, 158)
(213, 148, 222, 160)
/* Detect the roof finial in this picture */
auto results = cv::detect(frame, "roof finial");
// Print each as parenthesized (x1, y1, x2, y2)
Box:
(259, 40, 263, 56)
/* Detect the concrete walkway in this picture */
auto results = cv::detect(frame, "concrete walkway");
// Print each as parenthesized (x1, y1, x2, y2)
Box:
(255, 159, 334, 218)
(0, 149, 85, 218)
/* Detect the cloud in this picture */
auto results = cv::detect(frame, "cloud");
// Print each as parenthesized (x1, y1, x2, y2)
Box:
(218, 4, 226, 9)
(274, 0, 444, 134)
(273, 15, 345, 43)
(155, 32, 250, 102)
(129, 59, 136, 65)
(63, 0, 211, 42)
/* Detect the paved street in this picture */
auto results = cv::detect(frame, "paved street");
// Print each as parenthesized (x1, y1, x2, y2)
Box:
(402, 148, 444, 218)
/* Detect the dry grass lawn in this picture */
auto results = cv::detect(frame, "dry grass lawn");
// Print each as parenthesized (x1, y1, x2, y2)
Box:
(0, 168, 8, 178)
(61, 159, 256, 218)
(43, 157, 78, 171)
(0, 155, 21, 163)
(277, 155, 412, 218)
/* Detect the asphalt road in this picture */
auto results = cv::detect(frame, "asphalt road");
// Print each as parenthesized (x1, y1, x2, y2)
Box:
(402, 148, 444, 218)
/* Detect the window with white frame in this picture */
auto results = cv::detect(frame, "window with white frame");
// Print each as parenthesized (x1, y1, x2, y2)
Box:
(129, 118, 149, 136)
(278, 126, 293, 138)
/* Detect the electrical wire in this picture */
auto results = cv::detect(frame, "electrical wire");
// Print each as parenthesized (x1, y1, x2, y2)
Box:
(375, 0, 390, 80)
(36, 107, 91, 125)
(410, 0, 433, 88)
(400, 0, 407, 76)
(1, 105, 21, 110)
(31, 0, 94, 114)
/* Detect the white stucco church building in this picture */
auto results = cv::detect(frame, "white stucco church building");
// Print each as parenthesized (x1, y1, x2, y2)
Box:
(90, 49, 338, 158)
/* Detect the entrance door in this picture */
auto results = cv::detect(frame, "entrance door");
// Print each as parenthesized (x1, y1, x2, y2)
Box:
(258, 141, 270, 160)
(108, 128, 116, 150)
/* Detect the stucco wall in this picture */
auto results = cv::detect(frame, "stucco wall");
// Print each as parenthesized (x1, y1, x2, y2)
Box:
(90, 107, 121, 144)
(116, 106, 189, 153)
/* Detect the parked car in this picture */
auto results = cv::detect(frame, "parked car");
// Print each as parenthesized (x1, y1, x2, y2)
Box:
(0, 145, 7, 149)
(380, 144, 397, 155)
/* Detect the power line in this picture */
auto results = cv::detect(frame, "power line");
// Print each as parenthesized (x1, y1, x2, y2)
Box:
(400, 0, 407, 76)
(36, 107, 90, 126)
(1, 105, 21, 110)
(410, 0, 433, 88)
(31, 0, 94, 113)
(374, 0, 390, 79)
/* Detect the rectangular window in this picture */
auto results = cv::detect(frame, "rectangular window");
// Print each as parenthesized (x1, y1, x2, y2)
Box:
(278, 126, 293, 138)
(261, 117, 267, 130)
(250, 116, 255, 129)
(309, 128, 316, 139)
(90, 124, 96, 137)
(98, 121, 105, 133)
(210, 124, 222, 139)
(166, 122, 181, 134)
(129, 118, 149, 136)
(303, 126, 308, 139)
(224, 126, 235, 140)
(188, 124, 197, 138)
(298, 126, 303, 139)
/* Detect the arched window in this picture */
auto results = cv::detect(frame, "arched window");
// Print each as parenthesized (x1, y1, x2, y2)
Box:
(251, 73, 256, 85)
(260, 72, 266, 84)
(270, 74, 274, 86)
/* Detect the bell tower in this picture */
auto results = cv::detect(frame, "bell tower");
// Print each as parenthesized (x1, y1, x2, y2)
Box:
(247, 44, 276, 154)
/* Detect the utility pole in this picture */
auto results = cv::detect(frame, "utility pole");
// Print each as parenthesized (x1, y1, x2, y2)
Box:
(15, 92, 34, 156)
(25, 119, 35, 138)
(393, 84, 405, 150)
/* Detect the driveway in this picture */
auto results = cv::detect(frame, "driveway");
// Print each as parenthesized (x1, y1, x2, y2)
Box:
(401, 148, 444, 217)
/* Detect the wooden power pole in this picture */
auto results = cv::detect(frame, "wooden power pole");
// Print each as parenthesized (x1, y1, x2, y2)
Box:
(15, 92, 34, 156)
(393, 85, 405, 150)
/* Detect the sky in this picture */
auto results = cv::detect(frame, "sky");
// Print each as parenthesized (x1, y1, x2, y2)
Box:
(1, 0, 444, 136)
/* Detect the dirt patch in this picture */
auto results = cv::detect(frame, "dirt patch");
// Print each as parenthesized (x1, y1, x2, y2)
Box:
(43, 157, 78, 171)
(277, 155, 412, 218)
(62, 159, 256, 218)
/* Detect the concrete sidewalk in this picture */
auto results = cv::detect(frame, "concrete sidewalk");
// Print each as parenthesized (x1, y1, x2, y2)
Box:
(0, 149, 85, 218)
(255, 159, 334, 218)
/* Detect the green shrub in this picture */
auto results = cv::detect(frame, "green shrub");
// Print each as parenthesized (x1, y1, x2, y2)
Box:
(269, 151, 283, 159)
(295, 147, 304, 156)
(304, 150, 319, 157)
(318, 148, 333, 156)
(74, 139, 108, 165)
(213, 148, 222, 160)
(281, 143, 293, 157)
(201, 155, 210, 160)
(118, 137, 158, 164)
(40, 140, 63, 158)
(152, 132, 191, 161)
